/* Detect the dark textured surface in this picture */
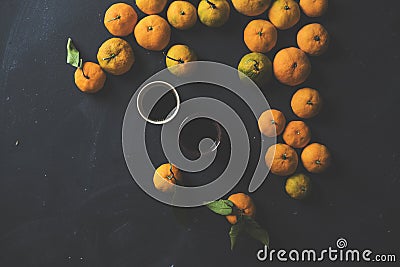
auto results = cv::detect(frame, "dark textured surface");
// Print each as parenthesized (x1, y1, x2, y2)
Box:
(1, 0, 399, 266)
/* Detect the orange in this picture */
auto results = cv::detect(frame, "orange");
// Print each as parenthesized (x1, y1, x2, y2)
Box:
(299, 0, 328, 17)
(273, 47, 311, 86)
(153, 163, 182, 193)
(258, 109, 286, 137)
(291, 88, 323, 118)
(165, 44, 197, 76)
(301, 143, 331, 173)
(297, 23, 330, 56)
(136, 0, 167, 15)
(231, 0, 271, 17)
(198, 0, 230, 28)
(285, 173, 311, 200)
(268, 0, 300, 30)
(134, 15, 171, 51)
(225, 193, 256, 224)
(265, 143, 298, 176)
(97, 38, 135, 75)
(244, 19, 277, 53)
(167, 1, 198, 30)
(283, 121, 311, 148)
(238, 52, 272, 86)
(74, 62, 106, 93)
(104, 3, 138, 37)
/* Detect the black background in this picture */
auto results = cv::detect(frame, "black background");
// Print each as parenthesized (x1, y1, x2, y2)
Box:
(1, 0, 399, 266)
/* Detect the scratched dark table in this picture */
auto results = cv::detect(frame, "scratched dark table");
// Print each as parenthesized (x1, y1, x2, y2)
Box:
(1, 0, 399, 266)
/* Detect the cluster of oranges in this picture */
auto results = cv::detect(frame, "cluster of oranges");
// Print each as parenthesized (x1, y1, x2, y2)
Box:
(69, 0, 332, 249)
(258, 88, 331, 200)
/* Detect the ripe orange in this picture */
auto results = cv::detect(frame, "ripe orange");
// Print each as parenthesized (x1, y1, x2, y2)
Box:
(268, 0, 300, 30)
(299, 0, 328, 17)
(225, 193, 256, 224)
(273, 47, 311, 86)
(258, 109, 286, 137)
(265, 143, 298, 176)
(104, 3, 138, 37)
(291, 88, 323, 118)
(134, 15, 171, 51)
(167, 1, 198, 30)
(283, 120, 311, 148)
(97, 38, 135, 75)
(74, 62, 106, 93)
(231, 0, 271, 17)
(153, 163, 182, 192)
(301, 143, 331, 173)
(244, 19, 277, 53)
(297, 23, 330, 56)
(136, 0, 167, 15)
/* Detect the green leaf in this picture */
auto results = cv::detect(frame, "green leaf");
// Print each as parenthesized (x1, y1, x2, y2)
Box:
(66, 38, 82, 68)
(244, 216, 270, 247)
(206, 199, 234, 216)
(229, 221, 243, 250)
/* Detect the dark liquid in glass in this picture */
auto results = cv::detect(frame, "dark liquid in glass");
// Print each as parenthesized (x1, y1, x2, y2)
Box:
(179, 118, 223, 160)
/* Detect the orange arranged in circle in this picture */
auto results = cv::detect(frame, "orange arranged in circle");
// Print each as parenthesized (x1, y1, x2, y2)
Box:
(231, 0, 271, 17)
(268, 0, 300, 30)
(153, 163, 182, 193)
(104, 3, 138, 37)
(97, 38, 135, 75)
(225, 193, 256, 224)
(74, 62, 106, 93)
(301, 143, 331, 173)
(134, 15, 171, 51)
(273, 47, 311, 86)
(299, 0, 328, 17)
(258, 109, 286, 137)
(291, 88, 323, 119)
(136, 0, 168, 15)
(265, 143, 298, 176)
(297, 23, 330, 56)
(167, 1, 198, 30)
(283, 120, 311, 148)
(244, 19, 277, 53)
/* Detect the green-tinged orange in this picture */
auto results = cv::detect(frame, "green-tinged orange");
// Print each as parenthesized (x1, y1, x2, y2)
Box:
(285, 173, 312, 200)
(231, 0, 271, 16)
(198, 0, 230, 28)
(97, 38, 135, 75)
(238, 52, 272, 85)
(165, 44, 197, 76)
(268, 0, 300, 30)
